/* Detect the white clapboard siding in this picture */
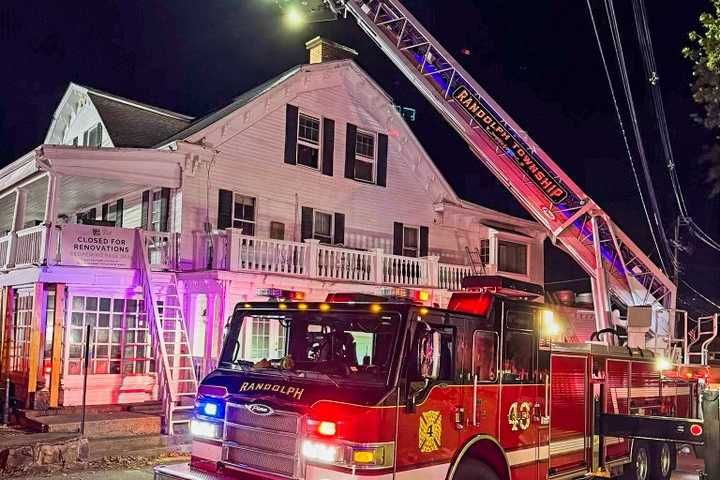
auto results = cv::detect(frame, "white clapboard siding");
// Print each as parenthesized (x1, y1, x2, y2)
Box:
(175, 63, 543, 282)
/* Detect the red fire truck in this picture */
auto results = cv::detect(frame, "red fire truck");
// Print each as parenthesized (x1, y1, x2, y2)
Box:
(155, 0, 717, 479)
(155, 283, 708, 480)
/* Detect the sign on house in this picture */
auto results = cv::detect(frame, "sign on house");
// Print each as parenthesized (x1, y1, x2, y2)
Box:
(60, 224, 135, 268)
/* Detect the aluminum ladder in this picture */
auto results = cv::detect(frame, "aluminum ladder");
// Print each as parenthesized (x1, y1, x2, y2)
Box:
(684, 314, 719, 365)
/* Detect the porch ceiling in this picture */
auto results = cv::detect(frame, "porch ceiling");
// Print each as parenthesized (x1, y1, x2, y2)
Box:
(56, 176, 140, 215)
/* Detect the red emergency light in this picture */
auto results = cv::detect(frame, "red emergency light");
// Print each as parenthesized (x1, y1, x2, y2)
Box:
(257, 288, 305, 301)
(447, 291, 494, 316)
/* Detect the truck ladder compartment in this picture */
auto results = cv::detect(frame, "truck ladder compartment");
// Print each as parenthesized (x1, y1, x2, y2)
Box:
(599, 413, 704, 446)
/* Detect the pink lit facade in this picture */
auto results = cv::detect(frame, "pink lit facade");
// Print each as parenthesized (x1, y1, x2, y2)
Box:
(0, 59, 545, 413)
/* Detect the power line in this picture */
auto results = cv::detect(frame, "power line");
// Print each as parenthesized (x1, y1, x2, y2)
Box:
(681, 279, 720, 311)
(585, 0, 669, 273)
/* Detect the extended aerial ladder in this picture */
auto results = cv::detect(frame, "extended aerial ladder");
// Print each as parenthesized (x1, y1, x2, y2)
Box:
(305, 0, 677, 338)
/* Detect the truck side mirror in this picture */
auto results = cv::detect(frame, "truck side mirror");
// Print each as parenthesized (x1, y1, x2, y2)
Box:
(418, 330, 442, 381)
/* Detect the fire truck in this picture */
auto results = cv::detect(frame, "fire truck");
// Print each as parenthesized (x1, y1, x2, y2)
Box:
(156, 1, 719, 479)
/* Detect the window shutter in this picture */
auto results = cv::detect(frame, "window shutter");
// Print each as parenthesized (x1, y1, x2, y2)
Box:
(141, 190, 150, 229)
(217, 189, 233, 230)
(284, 104, 299, 165)
(82, 130, 89, 147)
(333, 213, 345, 245)
(419, 226, 429, 257)
(345, 123, 357, 179)
(115, 198, 124, 227)
(377, 133, 388, 187)
(393, 222, 403, 256)
(87, 208, 96, 221)
(96, 123, 103, 146)
(160, 188, 170, 232)
(322, 118, 335, 176)
(301, 207, 314, 242)
(101, 203, 109, 221)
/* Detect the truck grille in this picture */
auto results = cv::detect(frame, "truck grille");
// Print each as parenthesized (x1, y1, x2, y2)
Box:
(222, 402, 301, 478)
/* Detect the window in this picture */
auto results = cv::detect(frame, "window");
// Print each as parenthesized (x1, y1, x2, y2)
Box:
(479, 239, 490, 266)
(150, 190, 163, 232)
(232, 194, 256, 235)
(313, 211, 333, 244)
(297, 113, 320, 168)
(72, 137, 79, 146)
(9, 290, 33, 373)
(106, 203, 118, 224)
(67, 296, 152, 375)
(472, 331, 498, 382)
(502, 331, 534, 384)
(497, 240, 527, 275)
(84, 123, 103, 147)
(270, 221, 285, 240)
(354, 130, 375, 182)
(402, 226, 419, 257)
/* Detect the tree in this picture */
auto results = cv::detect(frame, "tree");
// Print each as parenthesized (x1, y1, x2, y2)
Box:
(683, 0, 720, 196)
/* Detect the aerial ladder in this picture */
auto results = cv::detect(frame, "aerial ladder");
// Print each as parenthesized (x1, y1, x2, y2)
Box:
(296, 0, 676, 343)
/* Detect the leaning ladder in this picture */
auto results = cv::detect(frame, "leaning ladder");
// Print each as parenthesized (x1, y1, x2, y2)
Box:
(465, 246, 487, 275)
(137, 232, 197, 434)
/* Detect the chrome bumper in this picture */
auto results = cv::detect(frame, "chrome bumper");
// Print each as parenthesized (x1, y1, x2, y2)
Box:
(154, 463, 233, 480)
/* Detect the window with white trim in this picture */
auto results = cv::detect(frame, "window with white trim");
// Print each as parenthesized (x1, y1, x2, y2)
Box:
(354, 130, 376, 182)
(497, 240, 528, 275)
(313, 211, 333, 244)
(479, 239, 490, 266)
(150, 190, 162, 232)
(297, 113, 320, 169)
(402, 226, 419, 257)
(83, 123, 103, 147)
(232, 194, 256, 235)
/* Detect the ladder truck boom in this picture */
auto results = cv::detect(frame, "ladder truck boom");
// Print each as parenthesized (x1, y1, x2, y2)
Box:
(326, 0, 676, 334)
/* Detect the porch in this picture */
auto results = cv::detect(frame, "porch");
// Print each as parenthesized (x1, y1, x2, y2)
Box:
(193, 229, 477, 291)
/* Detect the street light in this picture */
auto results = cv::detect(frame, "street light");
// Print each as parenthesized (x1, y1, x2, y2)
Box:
(285, 7, 305, 27)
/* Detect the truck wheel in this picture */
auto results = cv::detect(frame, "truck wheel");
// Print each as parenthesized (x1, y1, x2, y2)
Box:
(452, 458, 500, 480)
(624, 441, 650, 480)
(649, 442, 672, 480)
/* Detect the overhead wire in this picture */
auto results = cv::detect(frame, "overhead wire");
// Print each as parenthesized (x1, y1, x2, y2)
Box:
(603, 0, 676, 271)
(585, 0, 669, 273)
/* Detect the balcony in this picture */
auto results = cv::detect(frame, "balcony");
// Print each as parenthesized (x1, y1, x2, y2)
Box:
(194, 230, 474, 290)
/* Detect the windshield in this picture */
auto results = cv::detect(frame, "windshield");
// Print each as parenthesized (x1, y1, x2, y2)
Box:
(220, 309, 402, 386)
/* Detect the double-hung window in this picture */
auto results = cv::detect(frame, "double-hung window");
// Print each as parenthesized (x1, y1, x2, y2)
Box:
(83, 123, 103, 147)
(232, 194, 256, 235)
(402, 226, 419, 257)
(297, 113, 321, 169)
(479, 239, 490, 266)
(354, 130, 376, 182)
(150, 190, 163, 232)
(313, 211, 333, 244)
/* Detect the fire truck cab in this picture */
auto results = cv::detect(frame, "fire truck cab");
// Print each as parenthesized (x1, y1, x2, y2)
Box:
(155, 279, 699, 480)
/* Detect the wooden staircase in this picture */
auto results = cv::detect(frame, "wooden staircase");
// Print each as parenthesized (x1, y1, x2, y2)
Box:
(137, 231, 197, 434)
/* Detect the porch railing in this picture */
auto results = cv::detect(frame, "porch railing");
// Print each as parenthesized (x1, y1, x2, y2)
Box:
(12, 225, 47, 268)
(0, 234, 10, 267)
(206, 229, 476, 289)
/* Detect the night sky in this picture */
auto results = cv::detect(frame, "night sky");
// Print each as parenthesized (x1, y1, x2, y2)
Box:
(1, 1, 718, 306)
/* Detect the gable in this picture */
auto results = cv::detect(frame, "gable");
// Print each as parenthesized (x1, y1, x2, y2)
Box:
(45, 83, 192, 149)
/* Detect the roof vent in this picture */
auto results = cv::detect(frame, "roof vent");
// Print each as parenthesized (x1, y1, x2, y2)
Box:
(305, 36, 357, 64)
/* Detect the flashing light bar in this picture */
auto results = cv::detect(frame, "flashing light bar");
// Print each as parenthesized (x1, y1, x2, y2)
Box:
(257, 288, 306, 301)
(378, 287, 430, 303)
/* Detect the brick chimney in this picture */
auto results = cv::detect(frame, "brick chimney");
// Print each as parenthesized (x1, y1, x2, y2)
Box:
(305, 36, 358, 64)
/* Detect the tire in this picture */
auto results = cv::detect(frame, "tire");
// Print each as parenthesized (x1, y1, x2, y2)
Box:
(452, 458, 500, 480)
(624, 441, 650, 480)
(649, 442, 673, 480)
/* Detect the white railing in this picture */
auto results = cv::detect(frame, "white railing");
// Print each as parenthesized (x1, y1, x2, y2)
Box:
(0, 234, 9, 267)
(14, 225, 47, 267)
(383, 253, 428, 286)
(317, 244, 375, 282)
(227, 232, 307, 275)
(142, 231, 179, 271)
(439, 264, 473, 290)
(216, 229, 473, 289)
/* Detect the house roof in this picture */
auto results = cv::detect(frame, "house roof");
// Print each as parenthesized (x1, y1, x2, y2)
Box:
(154, 66, 301, 148)
(84, 87, 193, 148)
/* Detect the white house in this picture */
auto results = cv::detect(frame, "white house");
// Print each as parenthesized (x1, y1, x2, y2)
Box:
(0, 38, 545, 429)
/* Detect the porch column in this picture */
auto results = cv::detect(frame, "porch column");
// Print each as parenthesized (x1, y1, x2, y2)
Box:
(48, 284, 65, 408)
(5, 189, 27, 268)
(26, 283, 45, 408)
(204, 292, 215, 371)
(42, 174, 59, 266)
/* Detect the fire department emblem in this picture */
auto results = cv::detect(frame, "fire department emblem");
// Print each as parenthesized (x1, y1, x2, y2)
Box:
(418, 410, 442, 453)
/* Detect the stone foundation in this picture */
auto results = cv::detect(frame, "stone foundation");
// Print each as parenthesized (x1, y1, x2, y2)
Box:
(0, 434, 88, 476)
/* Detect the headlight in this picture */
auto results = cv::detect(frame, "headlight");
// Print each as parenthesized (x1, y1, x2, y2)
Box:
(302, 440, 394, 470)
(191, 420, 222, 439)
(302, 441, 340, 464)
(196, 398, 224, 419)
